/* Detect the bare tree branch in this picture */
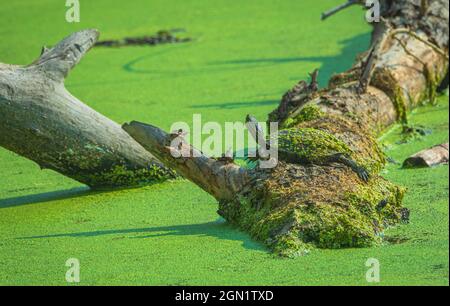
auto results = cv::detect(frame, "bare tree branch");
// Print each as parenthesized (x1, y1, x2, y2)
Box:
(122, 121, 251, 201)
(0, 30, 175, 188)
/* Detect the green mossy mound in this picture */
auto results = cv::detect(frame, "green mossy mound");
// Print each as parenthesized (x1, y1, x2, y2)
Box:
(219, 107, 406, 257)
(280, 109, 386, 174)
(219, 162, 406, 258)
(282, 105, 325, 128)
(276, 127, 353, 163)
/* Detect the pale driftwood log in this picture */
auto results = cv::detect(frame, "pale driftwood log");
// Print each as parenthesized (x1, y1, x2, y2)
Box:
(123, 122, 250, 201)
(0, 29, 175, 188)
(123, 0, 449, 256)
(403, 143, 449, 167)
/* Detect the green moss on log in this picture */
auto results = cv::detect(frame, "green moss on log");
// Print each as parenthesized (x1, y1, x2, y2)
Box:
(222, 115, 402, 257)
(372, 68, 408, 124)
(287, 116, 386, 175)
(218, 162, 407, 257)
(277, 128, 353, 164)
(282, 104, 325, 128)
(80, 164, 176, 189)
(424, 64, 440, 105)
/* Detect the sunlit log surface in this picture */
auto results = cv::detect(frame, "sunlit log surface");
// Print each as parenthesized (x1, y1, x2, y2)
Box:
(0, 30, 175, 189)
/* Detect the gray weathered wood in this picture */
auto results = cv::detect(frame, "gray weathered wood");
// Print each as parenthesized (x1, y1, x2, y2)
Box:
(403, 143, 449, 167)
(123, 121, 251, 201)
(0, 29, 175, 188)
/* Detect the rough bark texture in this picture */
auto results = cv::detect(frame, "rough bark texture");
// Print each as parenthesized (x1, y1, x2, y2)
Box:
(124, 0, 448, 256)
(0, 30, 175, 188)
(403, 143, 449, 167)
(123, 121, 251, 201)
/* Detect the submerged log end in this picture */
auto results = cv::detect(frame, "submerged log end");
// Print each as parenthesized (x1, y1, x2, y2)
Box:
(403, 143, 449, 168)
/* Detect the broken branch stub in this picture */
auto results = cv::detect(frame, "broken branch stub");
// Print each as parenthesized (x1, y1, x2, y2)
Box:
(403, 143, 449, 168)
(124, 0, 448, 257)
(0, 29, 175, 188)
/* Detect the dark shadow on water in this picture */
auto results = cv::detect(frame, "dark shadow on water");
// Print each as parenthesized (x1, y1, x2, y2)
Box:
(209, 33, 371, 87)
(4, 187, 266, 252)
(190, 99, 278, 110)
(18, 219, 266, 252)
(69, 33, 370, 91)
(0, 187, 95, 209)
(120, 33, 371, 88)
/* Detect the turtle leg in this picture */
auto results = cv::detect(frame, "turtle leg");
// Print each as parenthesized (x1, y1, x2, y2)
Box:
(245, 114, 271, 161)
(245, 114, 268, 150)
(328, 153, 370, 182)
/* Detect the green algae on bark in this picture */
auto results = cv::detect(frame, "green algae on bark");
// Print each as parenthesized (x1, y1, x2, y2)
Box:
(218, 162, 406, 257)
(0, 30, 177, 189)
(372, 68, 409, 124)
(80, 164, 177, 190)
(282, 104, 325, 128)
(293, 114, 387, 174)
(277, 128, 353, 162)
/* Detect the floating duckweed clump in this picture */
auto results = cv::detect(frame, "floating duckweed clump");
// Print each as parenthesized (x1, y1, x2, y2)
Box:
(398, 124, 432, 144)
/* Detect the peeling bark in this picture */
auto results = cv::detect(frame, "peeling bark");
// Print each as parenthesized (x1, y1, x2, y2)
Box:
(128, 0, 448, 256)
(0, 30, 175, 188)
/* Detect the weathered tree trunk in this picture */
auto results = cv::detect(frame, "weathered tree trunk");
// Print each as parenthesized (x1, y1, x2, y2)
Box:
(0, 30, 175, 188)
(124, 0, 448, 256)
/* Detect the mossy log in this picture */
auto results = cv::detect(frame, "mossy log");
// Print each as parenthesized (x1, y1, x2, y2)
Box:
(124, 0, 448, 256)
(0, 30, 175, 188)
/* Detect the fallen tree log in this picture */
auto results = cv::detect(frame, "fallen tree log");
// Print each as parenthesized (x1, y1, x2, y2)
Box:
(403, 143, 449, 167)
(124, 0, 448, 256)
(0, 30, 175, 188)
